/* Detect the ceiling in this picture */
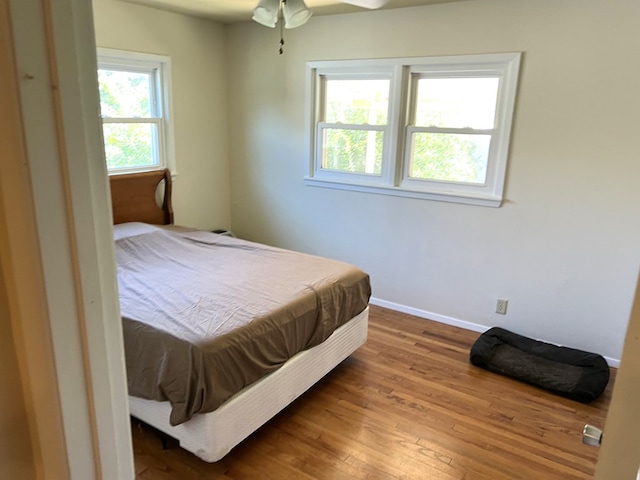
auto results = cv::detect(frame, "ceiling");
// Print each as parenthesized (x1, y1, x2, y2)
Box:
(120, 0, 469, 24)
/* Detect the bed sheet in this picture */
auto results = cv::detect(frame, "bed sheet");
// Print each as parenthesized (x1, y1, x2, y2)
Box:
(115, 224, 370, 425)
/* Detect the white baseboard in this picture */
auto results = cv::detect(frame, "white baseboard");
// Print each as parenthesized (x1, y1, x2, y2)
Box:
(369, 296, 620, 368)
(369, 296, 488, 334)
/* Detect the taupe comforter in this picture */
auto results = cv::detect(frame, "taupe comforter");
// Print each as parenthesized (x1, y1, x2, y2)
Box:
(115, 225, 370, 425)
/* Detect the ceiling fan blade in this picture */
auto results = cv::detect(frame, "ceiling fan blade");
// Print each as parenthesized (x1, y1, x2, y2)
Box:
(340, 0, 390, 9)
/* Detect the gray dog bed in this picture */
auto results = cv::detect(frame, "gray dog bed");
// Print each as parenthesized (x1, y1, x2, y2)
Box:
(470, 327, 609, 403)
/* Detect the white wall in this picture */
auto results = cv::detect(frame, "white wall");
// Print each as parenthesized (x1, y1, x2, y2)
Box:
(93, 0, 231, 230)
(226, 0, 640, 361)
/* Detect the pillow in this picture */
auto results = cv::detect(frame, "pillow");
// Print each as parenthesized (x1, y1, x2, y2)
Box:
(113, 222, 160, 241)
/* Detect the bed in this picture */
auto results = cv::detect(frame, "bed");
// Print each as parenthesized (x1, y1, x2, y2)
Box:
(109, 169, 371, 462)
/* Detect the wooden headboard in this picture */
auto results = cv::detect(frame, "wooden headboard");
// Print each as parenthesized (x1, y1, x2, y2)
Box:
(109, 169, 174, 225)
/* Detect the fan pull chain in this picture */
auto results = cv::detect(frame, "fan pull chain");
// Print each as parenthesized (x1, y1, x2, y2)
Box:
(279, 0, 285, 54)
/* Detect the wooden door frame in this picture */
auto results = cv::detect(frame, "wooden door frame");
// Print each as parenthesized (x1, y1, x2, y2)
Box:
(595, 270, 640, 479)
(0, 2, 68, 477)
(4, 0, 134, 478)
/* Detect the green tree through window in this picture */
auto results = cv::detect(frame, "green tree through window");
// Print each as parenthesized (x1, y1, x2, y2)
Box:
(321, 78, 388, 175)
(97, 49, 173, 174)
(307, 54, 521, 206)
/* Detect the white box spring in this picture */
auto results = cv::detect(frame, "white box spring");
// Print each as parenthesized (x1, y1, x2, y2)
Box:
(129, 306, 369, 462)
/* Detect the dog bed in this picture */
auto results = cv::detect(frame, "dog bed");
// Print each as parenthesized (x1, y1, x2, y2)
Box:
(470, 327, 609, 403)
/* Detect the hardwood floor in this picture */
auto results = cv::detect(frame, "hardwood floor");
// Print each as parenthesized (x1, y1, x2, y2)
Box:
(132, 305, 614, 479)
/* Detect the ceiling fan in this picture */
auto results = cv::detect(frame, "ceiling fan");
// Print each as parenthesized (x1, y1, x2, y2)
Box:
(252, 0, 390, 30)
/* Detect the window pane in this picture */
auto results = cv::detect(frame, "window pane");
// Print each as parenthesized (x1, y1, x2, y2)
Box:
(410, 132, 490, 183)
(103, 123, 158, 170)
(415, 77, 499, 129)
(325, 79, 389, 125)
(98, 69, 153, 118)
(322, 128, 383, 175)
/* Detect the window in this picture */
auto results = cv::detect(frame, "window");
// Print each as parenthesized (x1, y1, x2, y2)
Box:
(321, 78, 389, 176)
(97, 48, 175, 174)
(306, 53, 521, 207)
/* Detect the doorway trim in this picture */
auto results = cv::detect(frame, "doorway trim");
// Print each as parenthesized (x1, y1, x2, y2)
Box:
(7, 0, 134, 477)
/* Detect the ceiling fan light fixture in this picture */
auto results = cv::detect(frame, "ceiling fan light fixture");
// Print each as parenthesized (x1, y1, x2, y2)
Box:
(283, 0, 312, 29)
(252, 0, 279, 28)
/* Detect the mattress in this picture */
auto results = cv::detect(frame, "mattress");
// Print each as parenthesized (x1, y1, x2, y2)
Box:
(114, 223, 371, 425)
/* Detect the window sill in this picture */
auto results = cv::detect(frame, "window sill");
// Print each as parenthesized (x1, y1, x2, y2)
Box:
(304, 177, 503, 207)
(108, 167, 178, 181)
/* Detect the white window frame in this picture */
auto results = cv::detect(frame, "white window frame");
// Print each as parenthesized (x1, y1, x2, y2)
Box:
(97, 48, 176, 175)
(313, 66, 400, 187)
(305, 53, 521, 207)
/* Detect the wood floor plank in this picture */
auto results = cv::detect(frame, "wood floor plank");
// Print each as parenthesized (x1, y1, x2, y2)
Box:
(132, 305, 614, 479)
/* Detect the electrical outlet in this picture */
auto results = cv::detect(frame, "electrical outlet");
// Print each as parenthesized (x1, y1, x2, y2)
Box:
(496, 298, 508, 315)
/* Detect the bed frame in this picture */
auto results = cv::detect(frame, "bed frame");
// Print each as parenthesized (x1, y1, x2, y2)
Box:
(110, 169, 173, 225)
(109, 169, 369, 462)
